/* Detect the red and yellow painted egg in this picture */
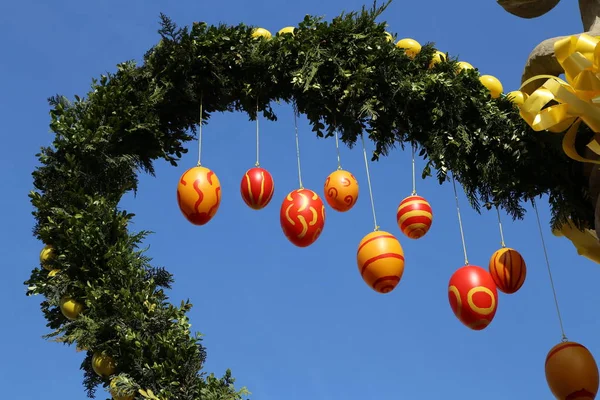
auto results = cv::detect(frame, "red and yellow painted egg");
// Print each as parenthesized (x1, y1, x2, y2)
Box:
(177, 166, 221, 226)
(545, 341, 599, 400)
(448, 265, 498, 330)
(357, 231, 405, 294)
(240, 167, 275, 210)
(280, 189, 326, 247)
(396, 195, 433, 239)
(488, 247, 527, 294)
(324, 169, 359, 212)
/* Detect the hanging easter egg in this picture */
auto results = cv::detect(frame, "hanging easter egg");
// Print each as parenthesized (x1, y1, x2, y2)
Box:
(324, 169, 359, 212)
(396, 195, 433, 239)
(506, 90, 528, 106)
(60, 296, 84, 320)
(479, 75, 503, 99)
(545, 341, 599, 400)
(456, 61, 474, 72)
(280, 189, 326, 247)
(396, 38, 421, 59)
(177, 166, 221, 226)
(278, 26, 295, 36)
(488, 247, 527, 294)
(448, 265, 498, 330)
(40, 245, 54, 270)
(429, 50, 446, 68)
(251, 28, 272, 39)
(240, 167, 275, 210)
(357, 231, 405, 294)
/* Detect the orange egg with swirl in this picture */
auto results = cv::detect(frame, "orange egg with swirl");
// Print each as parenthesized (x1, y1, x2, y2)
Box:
(488, 247, 527, 294)
(279, 188, 326, 247)
(448, 265, 498, 330)
(396, 195, 433, 239)
(545, 341, 599, 400)
(176, 166, 222, 225)
(240, 167, 275, 210)
(356, 231, 405, 294)
(324, 169, 359, 212)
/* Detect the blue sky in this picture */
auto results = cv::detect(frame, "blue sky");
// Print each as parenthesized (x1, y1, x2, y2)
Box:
(1, 0, 599, 399)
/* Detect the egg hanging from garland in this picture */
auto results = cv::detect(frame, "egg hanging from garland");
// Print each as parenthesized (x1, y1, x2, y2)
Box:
(396, 38, 421, 58)
(429, 50, 446, 68)
(324, 169, 359, 212)
(177, 166, 222, 226)
(251, 27, 272, 39)
(545, 341, 599, 400)
(59, 296, 84, 320)
(356, 231, 405, 294)
(280, 188, 326, 247)
(396, 195, 433, 239)
(240, 167, 275, 210)
(278, 26, 295, 36)
(456, 61, 474, 72)
(479, 75, 503, 99)
(92, 352, 116, 377)
(488, 247, 527, 294)
(39, 245, 54, 271)
(448, 265, 498, 330)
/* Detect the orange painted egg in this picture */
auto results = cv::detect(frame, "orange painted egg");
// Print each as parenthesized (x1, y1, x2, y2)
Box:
(240, 167, 275, 210)
(488, 247, 527, 294)
(176, 166, 221, 225)
(396, 195, 433, 239)
(448, 265, 498, 330)
(545, 341, 599, 400)
(324, 169, 359, 212)
(356, 231, 405, 294)
(280, 189, 326, 247)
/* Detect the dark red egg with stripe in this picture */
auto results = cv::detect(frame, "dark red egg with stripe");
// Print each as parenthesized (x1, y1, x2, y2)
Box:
(396, 195, 433, 239)
(545, 341, 599, 400)
(488, 247, 527, 294)
(448, 265, 498, 330)
(356, 231, 405, 294)
(240, 167, 275, 210)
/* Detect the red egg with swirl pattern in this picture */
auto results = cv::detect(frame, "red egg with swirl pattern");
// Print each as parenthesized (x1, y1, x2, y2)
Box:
(324, 169, 359, 212)
(240, 167, 275, 210)
(177, 166, 222, 225)
(448, 265, 498, 330)
(280, 188, 326, 247)
(396, 195, 433, 239)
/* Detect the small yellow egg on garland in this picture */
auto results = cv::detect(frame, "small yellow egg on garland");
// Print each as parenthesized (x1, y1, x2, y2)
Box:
(39, 244, 54, 270)
(59, 296, 85, 320)
(429, 50, 446, 69)
(479, 74, 503, 99)
(278, 26, 295, 36)
(176, 95, 222, 225)
(323, 128, 359, 212)
(92, 352, 117, 377)
(506, 90, 528, 106)
(456, 61, 474, 72)
(396, 38, 421, 59)
(251, 27, 272, 39)
(384, 31, 394, 42)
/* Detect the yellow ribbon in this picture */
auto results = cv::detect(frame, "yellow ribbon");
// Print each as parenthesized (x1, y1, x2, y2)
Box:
(518, 34, 600, 164)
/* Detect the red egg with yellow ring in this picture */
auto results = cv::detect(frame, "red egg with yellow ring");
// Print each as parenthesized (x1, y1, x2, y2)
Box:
(177, 166, 222, 225)
(324, 169, 359, 212)
(280, 189, 326, 247)
(448, 265, 498, 330)
(240, 167, 275, 210)
(357, 231, 405, 294)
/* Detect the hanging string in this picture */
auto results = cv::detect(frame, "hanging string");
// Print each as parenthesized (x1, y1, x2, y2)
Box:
(197, 92, 203, 167)
(255, 98, 260, 167)
(495, 206, 507, 248)
(411, 142, 417, 195)
(334, 130, 342, 170)
(292, 102, 304, 189)
(360, 133, 380, 231)
(533, 199, 568, 342)
(451, 174, 469, 265)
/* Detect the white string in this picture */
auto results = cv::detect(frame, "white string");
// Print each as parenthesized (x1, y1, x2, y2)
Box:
(495, 206, 506, 248)
(293, 102, 304, 189)
(451, 175, 469, 265)
(255, 99, 260, 167)
(360, 133, 379, 231)
(334, 130, 342, 170)
(197, 93, 203, 166)
(411, 143, 417, 195)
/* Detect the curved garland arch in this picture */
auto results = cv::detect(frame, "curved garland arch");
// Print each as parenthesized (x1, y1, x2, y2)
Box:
(26, 3, 592, 399)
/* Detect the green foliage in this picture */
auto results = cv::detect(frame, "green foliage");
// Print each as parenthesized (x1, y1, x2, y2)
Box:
(26, 1, 593, 399)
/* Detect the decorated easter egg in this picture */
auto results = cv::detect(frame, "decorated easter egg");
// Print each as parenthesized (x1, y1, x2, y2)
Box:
(280, 189, 326, 247)
(396, 38, 421, 59)
(396, 195, 433, 239)
(488, 247, 527, 294)
(177, 166, 221, 225)
(448, 265, 498, 330)
(479, 75, 503, 99)
(240, 167, 275, 210)
(324, 169, 359, 212)
(545, 341, 599, 400)
(357, 231, 405, 294)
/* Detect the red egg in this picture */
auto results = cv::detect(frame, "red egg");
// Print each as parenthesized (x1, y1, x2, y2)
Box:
(177, 166, 221, 225)
(280, 188, 326, 247)
(240, 167, 275, 210)
(396, 195, 433, 239)
(448, 265, 499, 330)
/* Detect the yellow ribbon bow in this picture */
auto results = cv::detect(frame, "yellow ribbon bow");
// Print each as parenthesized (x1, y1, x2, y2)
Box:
(518, 33, 600, 164)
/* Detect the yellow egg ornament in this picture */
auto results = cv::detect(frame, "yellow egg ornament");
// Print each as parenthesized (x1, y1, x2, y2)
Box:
(479, 75, 503, 99)
(396, 38, 421, 59)
(506, 90, 528, 106)
(92, 352, 116, 377)
(48, 269, 60, 277)
(39, 245, 54, 270)
(429, 50, 446, 69)
(384, 31, 394, 42)
(110, 378, 135, 400)
(456, 61, 474, 72)
(278, 26, 295, 36)
(59, 296, 84, 320)
(252, 28, 272, 39)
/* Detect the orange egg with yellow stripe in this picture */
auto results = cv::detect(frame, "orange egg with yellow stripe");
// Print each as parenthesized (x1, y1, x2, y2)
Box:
(396, 195, 433, 239)
(240, 167, 275, 210)
(488, 247, 527, 294)
(448, 265, 498, 330)
(279, 189, 326, 247)
(324, 169, 359, 212)
(177, 166, 222, 226)
(545, 341, 599, 400)
(356, 231, 405, 294)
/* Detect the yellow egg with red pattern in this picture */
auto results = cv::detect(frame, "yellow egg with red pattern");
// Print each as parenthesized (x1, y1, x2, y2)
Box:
(324, 169, 359, 212)
(280, 189, 326, 247)
(356, 231, 405, 294)
(177, 166, 221, 225)
(396, 195, 433, 239)
(448, 265, 498, 330)
(240, 167, 275, 210)
(488, 247, 526, 294)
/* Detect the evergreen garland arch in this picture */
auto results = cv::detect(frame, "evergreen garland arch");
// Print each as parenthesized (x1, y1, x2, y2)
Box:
(26, 3, 592, 399)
